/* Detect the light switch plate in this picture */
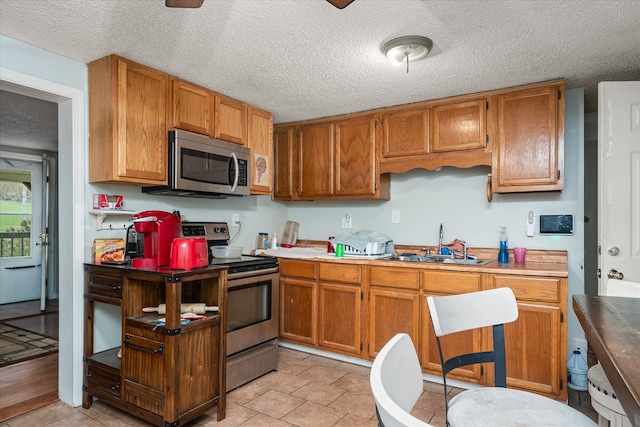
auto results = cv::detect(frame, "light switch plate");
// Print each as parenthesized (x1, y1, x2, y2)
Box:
(391, 210, 400, 223)
(342, 213, 352, 229)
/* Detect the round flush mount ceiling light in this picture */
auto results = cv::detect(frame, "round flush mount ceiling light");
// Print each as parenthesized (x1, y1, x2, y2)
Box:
(382, 35, 433, 73)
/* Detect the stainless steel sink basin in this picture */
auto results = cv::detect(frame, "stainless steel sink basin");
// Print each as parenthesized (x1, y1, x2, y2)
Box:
(387, 255, 491, 266)
(440, 258, 491, 266)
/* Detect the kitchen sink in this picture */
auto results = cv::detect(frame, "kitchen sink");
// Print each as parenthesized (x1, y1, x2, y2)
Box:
(440, 258, 491, 265)
(387, 254, 491, 266)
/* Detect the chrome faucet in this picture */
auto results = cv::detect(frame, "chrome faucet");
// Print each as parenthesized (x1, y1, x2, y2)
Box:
(438, 223, 443, 255)
(460, 240, 468, 259)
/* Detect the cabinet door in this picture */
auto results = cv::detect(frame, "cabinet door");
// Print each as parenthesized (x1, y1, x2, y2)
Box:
(298, 122, 334, 198)
(381, 108, 429, 158)
(493, 274, 565, 399)
(368, 288, 420, 358)
(430, 98, 487, 152)
(280, 277, 317, 345)
(170, 78, 213, 136)
(273, 125, 296, 200)
(335, 115, 377, 196)
(421, 296, 482, 382)
(420, 271, 483, 382)
(318, 282, 362, 355)
(504, 303, 561, 397)
(247, 106, 273, 194)
(493, 84, 564, 192)
(89, 55, 168, 184)
(214, 93, 246, 145)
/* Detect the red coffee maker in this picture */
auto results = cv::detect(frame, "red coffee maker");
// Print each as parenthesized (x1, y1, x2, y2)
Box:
(131, 210, 180, 268)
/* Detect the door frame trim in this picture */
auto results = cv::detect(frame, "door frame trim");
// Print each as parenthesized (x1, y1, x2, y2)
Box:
(0, 66, 85, 406)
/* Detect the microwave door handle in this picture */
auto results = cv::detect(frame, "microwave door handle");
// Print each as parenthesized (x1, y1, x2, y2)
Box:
(230, 152, 239, 192)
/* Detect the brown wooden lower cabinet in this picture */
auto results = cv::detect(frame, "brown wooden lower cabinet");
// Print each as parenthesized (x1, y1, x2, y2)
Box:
(420, 270, 484, 383)
(278, 259, 568, 401)
(83, 264, 227, 426)
(280, 277, 317, 345)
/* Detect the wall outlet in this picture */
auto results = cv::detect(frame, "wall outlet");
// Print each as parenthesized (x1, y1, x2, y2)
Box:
(573, 337, 588, 361)
(341, 213, 352, 229)
(232, 213, 240, 227)
(391, 210, 400, 224)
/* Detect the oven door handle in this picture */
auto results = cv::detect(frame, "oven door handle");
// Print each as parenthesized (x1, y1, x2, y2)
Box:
(228, 266, 279, 280)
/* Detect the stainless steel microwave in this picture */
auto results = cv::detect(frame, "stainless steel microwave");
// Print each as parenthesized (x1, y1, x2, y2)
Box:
(142, 130, 250, 198)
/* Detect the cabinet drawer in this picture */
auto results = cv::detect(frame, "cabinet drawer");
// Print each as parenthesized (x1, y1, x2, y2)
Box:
(123, 334, 164, 392)
(123, 380, 164, 416)
(280, 259, 317, 279)
(86, 273, 123, 299)
(370, 267, 420, 290)
(422, 270, 482, 293)
(86, 363, 121, 398)
(318, 263, 361, 284)
(493, 275, 560, 303)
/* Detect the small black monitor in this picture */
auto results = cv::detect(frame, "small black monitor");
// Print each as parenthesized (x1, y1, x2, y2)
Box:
(539, 214, 574, 235)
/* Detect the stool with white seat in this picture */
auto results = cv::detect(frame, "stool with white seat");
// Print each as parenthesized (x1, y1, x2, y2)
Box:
(427, 287, 597, 427)
(588, 278, 639, 427)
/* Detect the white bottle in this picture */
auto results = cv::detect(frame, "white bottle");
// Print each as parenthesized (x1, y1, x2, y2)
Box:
(271, 232, 280, 250)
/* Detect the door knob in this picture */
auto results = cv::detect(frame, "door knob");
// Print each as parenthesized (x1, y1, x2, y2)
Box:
(608, 247, 620, 256)
(607, 269, 624, 280)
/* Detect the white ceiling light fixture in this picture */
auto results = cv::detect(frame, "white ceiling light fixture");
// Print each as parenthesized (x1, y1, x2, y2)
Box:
(382, 36, 433, 73)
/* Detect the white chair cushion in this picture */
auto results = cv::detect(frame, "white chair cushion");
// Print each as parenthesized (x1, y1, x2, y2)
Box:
(447, 388, 597, 426)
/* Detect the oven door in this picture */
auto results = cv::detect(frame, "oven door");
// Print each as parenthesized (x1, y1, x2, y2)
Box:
(226, 269, 279, 356)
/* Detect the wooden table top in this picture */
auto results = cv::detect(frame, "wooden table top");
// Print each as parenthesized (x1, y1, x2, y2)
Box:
(573, 294, 640, 426)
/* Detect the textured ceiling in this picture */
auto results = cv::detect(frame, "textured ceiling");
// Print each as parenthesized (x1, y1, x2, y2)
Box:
(0, 90, 58, 151)
(1, 0, 639, 125)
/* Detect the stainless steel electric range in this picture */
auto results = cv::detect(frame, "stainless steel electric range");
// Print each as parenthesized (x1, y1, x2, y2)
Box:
(180, 222, 279, 391)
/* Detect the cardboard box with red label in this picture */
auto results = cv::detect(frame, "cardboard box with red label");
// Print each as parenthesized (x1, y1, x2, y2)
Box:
(93, 194, 124, 210)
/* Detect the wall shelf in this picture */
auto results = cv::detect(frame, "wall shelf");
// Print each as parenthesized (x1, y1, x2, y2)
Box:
(89, 209, 136, 230)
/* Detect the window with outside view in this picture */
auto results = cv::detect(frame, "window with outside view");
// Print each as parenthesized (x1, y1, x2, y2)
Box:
(0, 168, 32, 258)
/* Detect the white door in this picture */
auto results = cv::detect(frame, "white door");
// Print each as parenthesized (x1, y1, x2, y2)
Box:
(598, 81, 640, 294)
(0, 155, 43, 303)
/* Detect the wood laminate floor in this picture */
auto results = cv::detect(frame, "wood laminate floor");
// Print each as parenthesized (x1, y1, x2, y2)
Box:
(0, 299, 59, 422)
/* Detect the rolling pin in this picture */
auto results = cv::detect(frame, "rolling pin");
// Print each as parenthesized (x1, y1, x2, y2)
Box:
(142, 303, 218, 314)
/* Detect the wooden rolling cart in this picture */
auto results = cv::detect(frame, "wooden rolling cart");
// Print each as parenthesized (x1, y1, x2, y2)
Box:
(82, 264, 227, 426)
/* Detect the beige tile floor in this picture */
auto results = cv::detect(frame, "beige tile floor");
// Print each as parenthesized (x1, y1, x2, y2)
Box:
(1, 346, 597, 427)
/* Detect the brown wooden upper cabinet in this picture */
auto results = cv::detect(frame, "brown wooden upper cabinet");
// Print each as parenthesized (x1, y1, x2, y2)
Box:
(379, 96, 491, 174)
(381, 107, 429, 158)
(88, 55, 168, 185)
(169, 78, 246, 145)
(274, 115, 389, 201)
(247, 105, 273, 194)
(492, 82, 564, 193)
(273, 125, 296, 200)
(170, 78, 213, 136)
(214, 93, 246, 145)
(430, 97, 487, 152)
(298, 122, 335, 199)
(335, 115, 379, 197)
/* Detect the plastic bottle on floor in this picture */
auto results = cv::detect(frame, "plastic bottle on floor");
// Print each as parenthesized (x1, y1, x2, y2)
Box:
(567, 350, 588, 391)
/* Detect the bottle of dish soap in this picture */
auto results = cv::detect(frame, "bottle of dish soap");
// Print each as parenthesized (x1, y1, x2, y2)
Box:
(498, 226, 509, 263)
